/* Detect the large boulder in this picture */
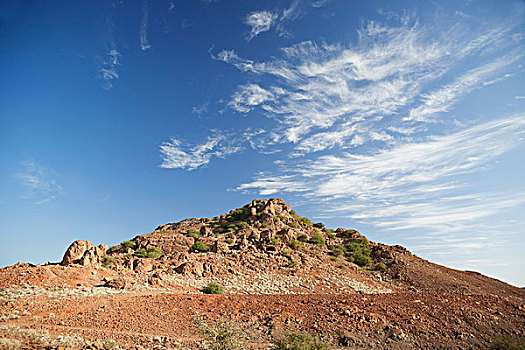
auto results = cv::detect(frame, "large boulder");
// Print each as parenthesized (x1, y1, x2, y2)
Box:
(175, 261, 204, 277)
(62, 240, 108, 267)
(62, 240, 93, 266)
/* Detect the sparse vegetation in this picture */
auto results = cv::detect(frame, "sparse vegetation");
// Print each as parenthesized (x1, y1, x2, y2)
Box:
(120, 240, 136, 250)
(288, 239, 303, 250)
(225, 238, 234, 244)
(490, 336, 525, 350)
(299, 216, 313, 226)
(340, 229, 359, 237)
(227, 207, 250, 222)
(344, 237, 372, 266)
(102, 255, 117, 269)
(201, 282, 223, 294)
(297, 234, 309, 242)
(191, 241, 210, 253)
(328, 245, 344, 257)
(133, 246, 164, 258)
(309, 232, 326, 245)
(374, 262, 387, 271)
(313, 222, 325, 229)
(197, 320, 245, 350)
(272, 332, 331, 350)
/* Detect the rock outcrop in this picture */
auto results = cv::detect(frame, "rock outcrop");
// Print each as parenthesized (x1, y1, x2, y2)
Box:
(62, 240, 108, 267)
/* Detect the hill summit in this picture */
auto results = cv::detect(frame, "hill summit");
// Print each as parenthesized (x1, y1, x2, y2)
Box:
(1, 198, 524, 349)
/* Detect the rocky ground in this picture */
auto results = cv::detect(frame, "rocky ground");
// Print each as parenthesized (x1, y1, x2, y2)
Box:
(1, 198, 524, 349)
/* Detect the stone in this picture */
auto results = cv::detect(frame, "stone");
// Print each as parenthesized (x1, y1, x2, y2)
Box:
(175, 261, 204, 277)
(200, 225, 213, 237)
(133, 259, 153, 273)
(61, 240, 93, 266)
(104, 278, 127, 289)
(211, 240, 229, 254)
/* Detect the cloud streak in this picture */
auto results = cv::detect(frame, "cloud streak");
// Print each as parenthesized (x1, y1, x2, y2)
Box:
(244, 11, 278, 40)
(140, 1, 152, 51)
(16, 160, 63, 204)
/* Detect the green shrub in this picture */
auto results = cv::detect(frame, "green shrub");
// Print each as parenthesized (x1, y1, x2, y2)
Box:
(227, 208, 250, 222)
(297, 234, 309, 242)
(328, 245, 344, 257)
(201, 282, 223, 294)
(101, 255, 116, 268)
(288, 239, 303, 250)
(272, 332, 331, 350)
(299, 217, 312, 226)
(121, 240, 136, 249)
(225, 238, 234, 244)
(340, 229, 359, 237)
(309, 232, 326, 245)
(345, 237, 372, 266)
(286, 260, 298, 268)
(374, 262, 387, 271)
(107, 245, 120, 254)
(290, 210, 296, 216)
(313, 222, 325, 229)
(261, 222, 270, 228)
(270, 237, 280, 245)
(490, 336, 525, 350)
(133, 246, 164, 258)
(197, 320, 245, 350)
(191, 241, 210, 253)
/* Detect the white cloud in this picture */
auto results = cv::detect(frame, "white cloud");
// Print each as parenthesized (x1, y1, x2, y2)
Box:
(16, 160, 63, 204)
(215, 17, 520, 154)
(244, 11, 278, 40)
(140, 1, 152, 51)
(238, 114, 525, 232)
(229, 84, 274, 113)
(98, 49, 120, 91)
(159, 133, 241, 170)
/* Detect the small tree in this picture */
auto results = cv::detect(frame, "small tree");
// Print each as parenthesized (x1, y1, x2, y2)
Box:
(201, 282, 223, 294)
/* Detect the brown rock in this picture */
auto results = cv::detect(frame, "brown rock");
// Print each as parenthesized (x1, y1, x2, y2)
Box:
(200, 225, 213, 237)
(62, 240, 93, 266)
(133, 259, 153, 273)
(211, 240, 229, 254)
(104, 278, 127, 289)
(175, 261, 204, 276)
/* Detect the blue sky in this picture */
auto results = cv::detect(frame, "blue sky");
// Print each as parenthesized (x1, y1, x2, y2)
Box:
(1, 0, 524, 286)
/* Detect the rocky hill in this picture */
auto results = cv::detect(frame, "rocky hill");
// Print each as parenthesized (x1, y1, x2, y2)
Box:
(0, 198, 524, 349)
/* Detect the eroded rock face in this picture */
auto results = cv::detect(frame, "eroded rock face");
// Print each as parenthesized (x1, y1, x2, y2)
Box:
(175, 261, 204, 276)
(62, 240, 108, 267)
(62, 240, 93, 266)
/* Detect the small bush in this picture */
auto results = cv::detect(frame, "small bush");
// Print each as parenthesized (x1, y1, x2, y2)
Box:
(133, 246, 163, 258)
(340, 229, 359, 237)
(272, 332, 331, 350)
(227, 208, 250, 222)
(313, 222, 325, 229)
(328, 245, 344, 257)
(201, 282, 223, 294)
(225, 238, 234, 244)
(286, 260, 298, 268)
(345, 238, 372, 266)
(101, 255, 117, 269)
(191, 241, 210, 253)
(309, 232, 326, 246)
(299, 216, 313, 226)
(187, 228, 200, 235)
(374, 262, 387, 271)
(490, 336, 525, 350)
(270, 237, 280, 245)
(288, 239, 303, 250)
(297, 234, 309, 242)
(197, 320, 245, 350)
(290, 210, 296, 216)
(121, 240, 136, 249)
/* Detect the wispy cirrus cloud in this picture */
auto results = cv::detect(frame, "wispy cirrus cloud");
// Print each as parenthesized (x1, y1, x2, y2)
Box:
(140, 1, 152, 51)
(163, 11, 525, 259)
(244, 10, 279, 41)
(214, 17, 520, 151)
(16, 160, 63, 204)
(98, 49, 120, 91)
(159, 130, 265, 170)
